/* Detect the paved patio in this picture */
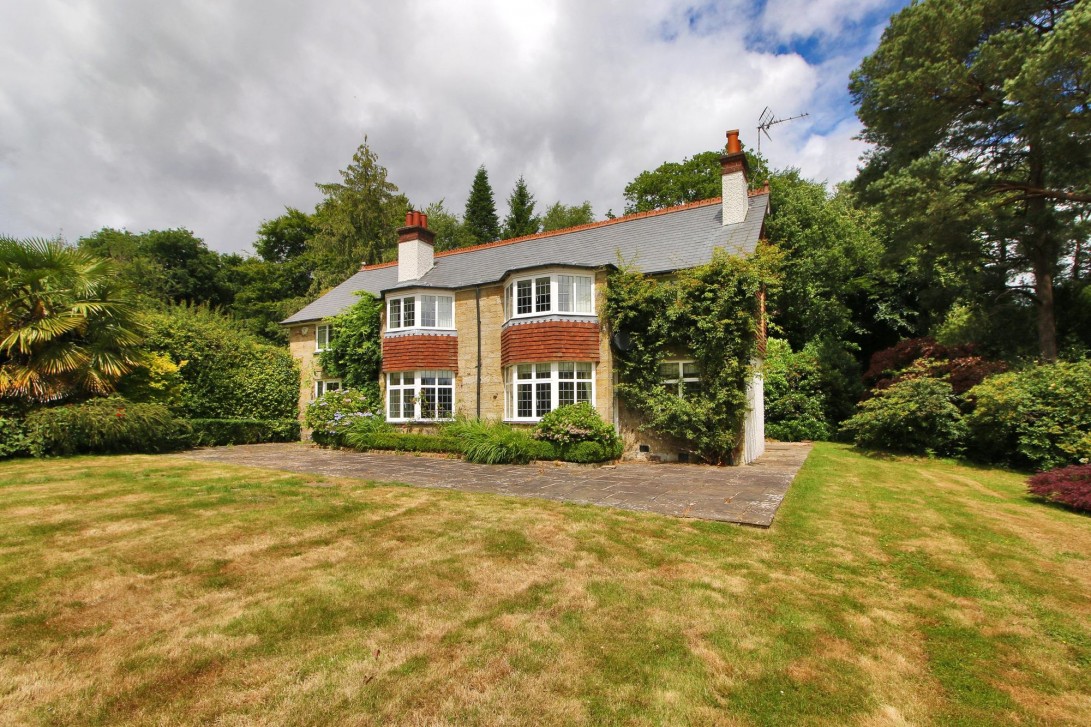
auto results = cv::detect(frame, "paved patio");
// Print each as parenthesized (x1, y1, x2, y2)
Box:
(180, 441, 812, 527)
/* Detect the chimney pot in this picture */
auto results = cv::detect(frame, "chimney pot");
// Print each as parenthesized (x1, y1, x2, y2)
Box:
(726, 129, 741, 154)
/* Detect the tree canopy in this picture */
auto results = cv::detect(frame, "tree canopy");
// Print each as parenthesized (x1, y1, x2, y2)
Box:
(623, 150, 771, 214)
(540, 201, 595, 232)
(850, 0, 1091, 360)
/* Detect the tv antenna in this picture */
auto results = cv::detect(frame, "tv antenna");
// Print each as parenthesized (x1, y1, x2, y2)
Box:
(756, 107, 809, 153)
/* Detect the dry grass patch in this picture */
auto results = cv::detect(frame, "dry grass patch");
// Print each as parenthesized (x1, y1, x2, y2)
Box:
(0, 444, 1089, 725)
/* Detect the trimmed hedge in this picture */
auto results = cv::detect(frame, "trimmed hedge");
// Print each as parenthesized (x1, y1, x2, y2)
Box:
(345, 424, 621, 464)
(347, 431, 464, 455)
(25, 398, 192, 456)
(189, 418, 301, 447)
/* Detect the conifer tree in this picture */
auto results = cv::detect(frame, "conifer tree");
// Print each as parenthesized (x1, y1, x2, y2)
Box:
(502, 176, 541, 239)
(463, 165, 500, 244)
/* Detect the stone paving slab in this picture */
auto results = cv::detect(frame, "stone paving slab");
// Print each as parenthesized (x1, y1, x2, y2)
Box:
(178, 441, 812, 527)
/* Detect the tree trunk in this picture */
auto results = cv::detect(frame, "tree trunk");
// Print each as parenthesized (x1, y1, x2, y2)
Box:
(1032, 253, 1058, 362)
(1025, 141, 1059, 362)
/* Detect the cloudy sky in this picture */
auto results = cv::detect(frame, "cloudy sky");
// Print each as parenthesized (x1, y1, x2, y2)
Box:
(0, 0, 909, 254)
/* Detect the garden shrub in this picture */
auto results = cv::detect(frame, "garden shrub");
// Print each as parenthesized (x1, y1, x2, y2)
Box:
(965, 360, 1091, 470)
(1027, 464, 1091, 513)
(533, 403, 620, 448)
(189, 418, 300, 447)
(0, 417, 31, 459)
(115, 352, 187, 411)
(25, 397, 192, 456)
(141, 305, 299, 420)
(346, 430, 463, 455)
(304, 388, 384, 447)
(864, 337, 1006, 396)
(840, 377, 966, 456)
(443, 418, 539, 464)
(763, 338, 832, 441)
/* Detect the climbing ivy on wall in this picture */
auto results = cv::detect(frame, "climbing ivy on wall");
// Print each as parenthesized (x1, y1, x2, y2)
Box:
(604, 246, 779, 464)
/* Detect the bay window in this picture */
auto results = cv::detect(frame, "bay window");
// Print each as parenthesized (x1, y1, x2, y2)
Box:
(387, 293, 454, 331)
(386, 370, 455, 421)
(504, 272, 594, 320)
(504, 362, 594, 421)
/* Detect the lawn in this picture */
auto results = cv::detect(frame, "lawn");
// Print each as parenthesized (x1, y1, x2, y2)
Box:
(0, 443, 1088, 725)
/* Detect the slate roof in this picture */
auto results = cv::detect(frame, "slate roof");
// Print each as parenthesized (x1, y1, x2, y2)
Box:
(282, 192, 769, 325)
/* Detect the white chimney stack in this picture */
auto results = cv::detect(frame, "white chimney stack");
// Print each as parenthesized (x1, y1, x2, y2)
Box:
(720, 129, 749, 226)
(397, 210, 435, 282)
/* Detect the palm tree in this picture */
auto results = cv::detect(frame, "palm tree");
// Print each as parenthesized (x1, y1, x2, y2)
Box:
(0, 236, 144, 402)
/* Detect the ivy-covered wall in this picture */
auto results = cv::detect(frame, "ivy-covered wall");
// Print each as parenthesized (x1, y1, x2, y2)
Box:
(603, 246, 778, 464)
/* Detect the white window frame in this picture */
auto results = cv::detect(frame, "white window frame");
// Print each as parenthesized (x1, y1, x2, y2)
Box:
(315, 324, 332, 352)
(314, 378, 342, 398)
(503, 270, 595, 321)
(659, 360, 700, 398)
(386, 370, 455, 422)
(503, 362, 595, 422)
(386, 292, 455, 332)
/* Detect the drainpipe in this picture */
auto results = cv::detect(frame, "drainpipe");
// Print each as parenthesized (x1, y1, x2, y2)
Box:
(475, 285, 482, 419)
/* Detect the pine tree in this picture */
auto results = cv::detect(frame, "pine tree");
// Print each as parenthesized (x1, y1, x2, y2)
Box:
(463, 165, 500, 244)
(502, 176, 541, 239)
(310, 139, 408, 291)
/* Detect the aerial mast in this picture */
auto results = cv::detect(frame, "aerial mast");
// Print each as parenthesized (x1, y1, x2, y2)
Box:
(756, 107, 810, 153)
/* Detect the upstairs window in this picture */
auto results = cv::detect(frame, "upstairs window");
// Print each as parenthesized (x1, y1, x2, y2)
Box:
(504, 272, 594, 320)
(387, 293, 453, 331)
(315, 324, 332, 351)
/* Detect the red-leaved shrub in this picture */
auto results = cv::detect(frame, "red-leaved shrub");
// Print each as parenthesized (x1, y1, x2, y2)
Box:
(1028, 464, 1091, 513)
(864, 337, 1006, 395)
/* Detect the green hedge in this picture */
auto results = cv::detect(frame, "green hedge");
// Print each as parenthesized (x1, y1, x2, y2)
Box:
(348, 431, 464, 455)
(0, 417, 31, 460)
(189, 418, 300, 447)
(346, 427, 621, 464)
(25, 398, 193, 456)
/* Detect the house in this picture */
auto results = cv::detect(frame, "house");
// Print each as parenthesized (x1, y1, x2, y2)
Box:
(283, 130, 769, 463)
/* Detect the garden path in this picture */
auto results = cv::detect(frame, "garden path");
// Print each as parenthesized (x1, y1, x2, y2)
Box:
(180, 442, 811, 527)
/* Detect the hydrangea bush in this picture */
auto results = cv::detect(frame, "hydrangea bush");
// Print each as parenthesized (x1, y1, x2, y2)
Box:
(303, 388, 384, 446)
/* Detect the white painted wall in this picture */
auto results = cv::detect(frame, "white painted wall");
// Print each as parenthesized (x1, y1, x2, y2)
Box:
(741, 360, 765, 464)
(722, 171, 748, 225)
(398, 239, 434, 281)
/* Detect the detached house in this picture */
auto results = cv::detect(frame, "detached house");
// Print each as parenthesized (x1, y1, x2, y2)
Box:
(284, 130, 769, 463)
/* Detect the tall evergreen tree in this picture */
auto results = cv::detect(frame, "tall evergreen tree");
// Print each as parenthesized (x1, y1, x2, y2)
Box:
(502, 176, 541, 239)
(463, 165, 500, 244)
(850, 0, 1091, 361)
(310, 139, 408, 292)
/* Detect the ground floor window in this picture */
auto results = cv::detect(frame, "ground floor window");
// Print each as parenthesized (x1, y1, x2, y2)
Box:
(387, 370, 455, 421)
(315, 378, 342, 398)
(659, 360, 700, 397)
(504, 362, 594, 421)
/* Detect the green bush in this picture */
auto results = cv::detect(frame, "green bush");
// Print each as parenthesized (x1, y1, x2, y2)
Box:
(763, 338, 832, 441)
(304, 388, 384, 447)
(25, 397, 192, 456)
(840, 377, 966, 456)
(141, 305, 299, 420)
(443, 418, 539, 464)
(0, 417, 31, 459)
(346, 430, 463, 455)
(537, 439, 623, 464)
(189, 418, 301, 447)
(533, 403, 621, 450)
(965, 360, 1091, 470)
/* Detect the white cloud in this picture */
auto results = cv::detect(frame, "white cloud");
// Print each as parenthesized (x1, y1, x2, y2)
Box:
(0, 0, 897, 252)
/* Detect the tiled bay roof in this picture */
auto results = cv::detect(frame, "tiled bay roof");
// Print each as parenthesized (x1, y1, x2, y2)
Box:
(282, 192, 768, 325)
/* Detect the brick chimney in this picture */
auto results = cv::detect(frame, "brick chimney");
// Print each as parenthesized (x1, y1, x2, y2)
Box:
(720, 129, 750, 226)
(397, 210, 435, 282)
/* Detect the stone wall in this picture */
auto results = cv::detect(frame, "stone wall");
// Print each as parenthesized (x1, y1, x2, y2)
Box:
(287, 323, 323, 419)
